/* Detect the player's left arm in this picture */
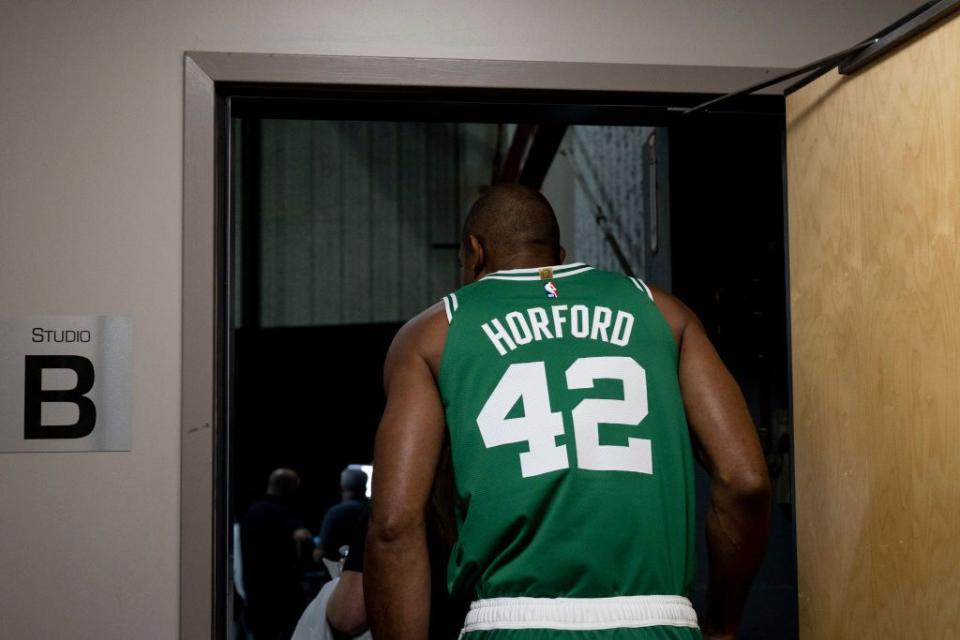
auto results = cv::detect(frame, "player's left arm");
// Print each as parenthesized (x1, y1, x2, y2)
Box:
(649, 284, 770, 640)
(365, 309, 448, 640)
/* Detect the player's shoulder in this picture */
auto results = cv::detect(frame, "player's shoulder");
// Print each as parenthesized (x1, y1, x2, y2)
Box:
(577, 265, 650, 290)
(395, 300, 447, 346)
(586, 269, 697, 344)
(644, 284, 700, 345)
(385, 300, 448, 375)
(433, 275, 508, 323)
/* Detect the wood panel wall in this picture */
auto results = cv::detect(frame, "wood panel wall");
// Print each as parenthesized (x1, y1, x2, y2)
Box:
(786, 14, 960, 639)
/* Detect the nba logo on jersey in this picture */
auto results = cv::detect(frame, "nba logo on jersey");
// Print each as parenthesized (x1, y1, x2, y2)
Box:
(544, 281, 559, 298)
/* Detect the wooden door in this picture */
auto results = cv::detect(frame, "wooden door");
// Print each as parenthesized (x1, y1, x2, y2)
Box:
(786, 12, 960, 639)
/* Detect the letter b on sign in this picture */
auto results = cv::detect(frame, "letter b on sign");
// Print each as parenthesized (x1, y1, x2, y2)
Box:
(24, 355, 97, 439)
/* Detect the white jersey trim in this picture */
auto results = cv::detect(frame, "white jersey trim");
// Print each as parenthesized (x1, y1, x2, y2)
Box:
(461, 595, 699, 634)
(484, 262, 586, 275)
(442, 293, 460, 325)
(442, 296, 453, 324)
(630, 277, 655, 302)
(483, 264, 594, 282)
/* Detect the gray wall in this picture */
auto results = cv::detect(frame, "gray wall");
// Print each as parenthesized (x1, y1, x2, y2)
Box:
(245, 122, 663, 326)
(570, 126, 655, 276)
(0, 0, 920, 637)
(544, 126, 664, 281)
(238, 120, 496, 326)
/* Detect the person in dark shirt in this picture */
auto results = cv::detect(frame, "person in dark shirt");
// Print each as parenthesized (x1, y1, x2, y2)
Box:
(240, 468, 312, 640)
(318, 467, 370, 562)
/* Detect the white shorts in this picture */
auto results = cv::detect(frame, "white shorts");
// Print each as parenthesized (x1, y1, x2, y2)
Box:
(461, 595, 699, 635)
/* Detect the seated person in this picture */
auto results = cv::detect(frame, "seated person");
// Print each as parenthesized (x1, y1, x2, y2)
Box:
(317, 467, 370, 563)
(292, 510, 371, 640)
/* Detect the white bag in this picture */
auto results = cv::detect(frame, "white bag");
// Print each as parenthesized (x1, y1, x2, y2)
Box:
(290, 578, 372, 640)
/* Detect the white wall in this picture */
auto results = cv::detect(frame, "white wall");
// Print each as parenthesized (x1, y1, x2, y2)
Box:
(541, 134, 578, 260)
(0, 0, 919, 637)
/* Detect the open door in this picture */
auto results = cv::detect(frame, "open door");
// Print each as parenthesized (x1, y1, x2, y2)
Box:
(786, 10, 959, 639)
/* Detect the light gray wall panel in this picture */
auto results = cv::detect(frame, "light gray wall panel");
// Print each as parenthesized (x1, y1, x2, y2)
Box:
(279, 120, 313, 326)
(241, 119, 496, 326)
(259, 120, 282, 326)
(371, 123, 402, 322)
(239, 121, 684, 325)
(541, 134, 577, 260)
(241, 121, 663, 324)
(310, 121, 345, 325)
(427, 123, 460, 302)
(397, 122, 430, 320)
(340, 122, 374, 324)
(570, 126, 654, 277)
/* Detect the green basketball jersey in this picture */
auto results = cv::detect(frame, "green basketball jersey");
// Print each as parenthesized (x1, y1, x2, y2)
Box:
(438, 263, 696, 604)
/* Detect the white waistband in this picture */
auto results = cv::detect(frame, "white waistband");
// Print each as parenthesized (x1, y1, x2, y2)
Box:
(462, 595, 699, 633)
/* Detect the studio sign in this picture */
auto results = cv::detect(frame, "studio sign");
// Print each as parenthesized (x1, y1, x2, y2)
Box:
(0, 316, 132, 452)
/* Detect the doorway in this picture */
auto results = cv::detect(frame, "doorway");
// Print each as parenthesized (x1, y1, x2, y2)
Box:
(181, 53, 796, 639)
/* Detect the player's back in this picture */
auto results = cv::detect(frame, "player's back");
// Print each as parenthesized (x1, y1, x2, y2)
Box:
(438, 263, 699, 636)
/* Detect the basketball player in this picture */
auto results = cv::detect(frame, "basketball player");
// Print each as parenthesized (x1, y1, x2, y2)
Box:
(366, 184, 771, 639)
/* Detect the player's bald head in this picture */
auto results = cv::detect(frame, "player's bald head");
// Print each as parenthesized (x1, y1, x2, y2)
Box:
(461, 183, 561, 267)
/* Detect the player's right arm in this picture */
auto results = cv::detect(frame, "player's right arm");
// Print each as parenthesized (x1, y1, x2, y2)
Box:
(365, 305, 448, 640)
(652, 287, 772, 640)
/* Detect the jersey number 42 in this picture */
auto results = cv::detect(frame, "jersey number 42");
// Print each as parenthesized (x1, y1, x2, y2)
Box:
(477, 356, 652, 478)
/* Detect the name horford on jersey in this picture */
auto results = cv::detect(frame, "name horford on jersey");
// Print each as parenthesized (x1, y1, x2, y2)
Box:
(480, 304, 636, 356)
